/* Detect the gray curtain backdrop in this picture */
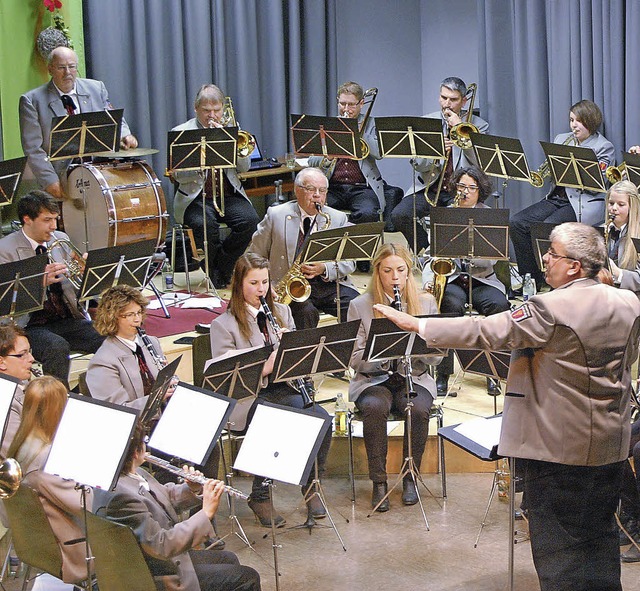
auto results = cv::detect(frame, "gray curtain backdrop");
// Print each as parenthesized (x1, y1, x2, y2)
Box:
(82, 0, 337, 219)
(478, 0, 640, 214)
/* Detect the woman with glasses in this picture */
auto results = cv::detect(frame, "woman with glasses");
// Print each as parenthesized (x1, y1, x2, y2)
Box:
(86, 284, 165, 409)
(422, 166, 511, 396)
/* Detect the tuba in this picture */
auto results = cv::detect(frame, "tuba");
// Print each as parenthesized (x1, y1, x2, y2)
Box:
(221, 97, 256, 158)
(47, 238, 86, 290)
(274, 205, 331, 305)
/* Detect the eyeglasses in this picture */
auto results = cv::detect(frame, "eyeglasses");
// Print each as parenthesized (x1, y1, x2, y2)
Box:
(119, 310, 144, 319)
(456, 183, 479, 192)
(6, 348, 32, 359)
(54, 64, 78, 72)
(545, 248, 577, 262)
(299, 185, 328, 195)
(338, 100, 361, 108)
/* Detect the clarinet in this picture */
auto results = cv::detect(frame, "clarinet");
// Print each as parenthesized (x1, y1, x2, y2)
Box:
(137, 327, 167, 370)
(392, 285, 403, 312)
(258, 296, 314, 408)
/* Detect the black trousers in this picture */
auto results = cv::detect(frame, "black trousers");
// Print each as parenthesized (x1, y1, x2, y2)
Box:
(510, 196, 576, 285)
(355, 376, 433, 483)
(437, 279, 511, 375)
(521, 458, 624, 591)
(289, 277, 359, 329)
(183, 192, 259, 283)
(327, 183, 381, 223)
(248, 382, 333, 501)
(620, 419, 640, 519)
(189, 548, 261, 591)
(26, 318, 105, 387)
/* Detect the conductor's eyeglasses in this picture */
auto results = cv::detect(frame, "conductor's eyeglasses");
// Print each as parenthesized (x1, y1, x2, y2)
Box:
(456, 183, 479, 193)
(545, 248, 577, 262)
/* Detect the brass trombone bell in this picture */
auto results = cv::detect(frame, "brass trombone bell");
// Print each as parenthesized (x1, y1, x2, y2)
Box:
(606, 163, 627, 184)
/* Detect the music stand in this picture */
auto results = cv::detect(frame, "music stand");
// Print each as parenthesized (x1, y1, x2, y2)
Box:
(375, 116, 446, 257)
(167, 126, 238, 296)
(49, 109, 123, 251)
(43, 394, 139, 585)
(539, 140, 606, 222)
(234, 400, 332, 591)
(0, 156, 27, 235)
(0, 375, 20, 454)
(454, 349, 511, 413)
(139, 355, 182, 426)
(290, 114, 361, 159)
(0, 254, 47, 318)
(300, 222, 384, 323)
(530, 222, 555, 275)
(619, 151, 640, 187)
(469, 132, 535, 208)
(363, 316, 447, 529)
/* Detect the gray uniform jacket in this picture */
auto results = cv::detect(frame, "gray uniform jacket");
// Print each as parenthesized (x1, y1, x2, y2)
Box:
(248, 200, 356, 288)
(19, 78, 132, 189)
(308, 113, 386, 208)
(418, 278, 640, 466)
(170, 117, 251, 224)
(0, 385, 24, 458)
(86, 336, 161, 410)
(405, 110, 489, 197)
(93, 469, 212, 591)
(348, 292, 441, 402)
(0, 229, 87, 327)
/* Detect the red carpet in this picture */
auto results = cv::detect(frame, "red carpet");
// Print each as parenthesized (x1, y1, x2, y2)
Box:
(143, 294, 228, 338)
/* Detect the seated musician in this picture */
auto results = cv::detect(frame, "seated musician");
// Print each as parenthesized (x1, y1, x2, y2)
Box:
(0, 321, 37, 457)
(209, 253, 332, 527)
(7, 376, 91, 585)
(92, 421, 261, 591)
(510, 99, 615, 290)
(86, 285, 165, 410)
(347, 243, 440, 511)
(391, 77, 489, 253)
(421, 167, 510, 396)
(19, 46, 137, 202)
(308, 81, 403, 252)
(247, 167, 359, 329)
(171, 84, 260, 289)
(0, 191, 104, 387)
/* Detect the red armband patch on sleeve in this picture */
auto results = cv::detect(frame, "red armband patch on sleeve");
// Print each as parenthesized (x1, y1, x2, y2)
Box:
(511, 304, 532, 322)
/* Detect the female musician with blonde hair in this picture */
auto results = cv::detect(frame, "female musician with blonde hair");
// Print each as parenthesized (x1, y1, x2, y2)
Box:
(347, 243, 441, 511)
(210, 252, 332, 527)
(7, 376, 89, 585)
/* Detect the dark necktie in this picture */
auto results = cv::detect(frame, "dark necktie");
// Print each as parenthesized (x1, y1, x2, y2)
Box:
(256, 312, 271, 346)
(609, 227, 621, 260)
(296, 216, 312, 255)
(135, 344, 155, 397)
(61, 94, 76, 115)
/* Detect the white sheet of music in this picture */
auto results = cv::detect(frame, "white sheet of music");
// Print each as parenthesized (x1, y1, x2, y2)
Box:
(453, 415, 502, 453)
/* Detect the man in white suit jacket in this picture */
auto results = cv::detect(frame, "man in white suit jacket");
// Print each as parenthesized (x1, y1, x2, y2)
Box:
(19, 46, 136, 201)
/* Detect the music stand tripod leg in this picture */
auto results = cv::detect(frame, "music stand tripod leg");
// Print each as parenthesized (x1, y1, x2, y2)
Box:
(474, 468, 500, 548)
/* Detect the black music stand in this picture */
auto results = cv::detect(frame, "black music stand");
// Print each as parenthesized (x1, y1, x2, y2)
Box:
(300, 221, 384, 323)
(619, 151, 640, 187)
(139, 355, 182, 426)
(454, 349, 511, 413)
(539, 140, 606, 222)
(233, 400, 333, 591)
(363, 316, 446, 528)
(290, 114, 361, 159)
(167, 127, 238, 296)
(0, 255, 47, 318)
(469, 132, 535, 208)
(530, 222, 555, 275)
(0, 157, 27, 236)
(375, 116, 446, 257)
(49, 109, 123, 251)
(431, 206, 509, 313)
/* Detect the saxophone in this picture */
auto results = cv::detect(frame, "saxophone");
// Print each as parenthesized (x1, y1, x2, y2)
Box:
(275, 204, 331, 305)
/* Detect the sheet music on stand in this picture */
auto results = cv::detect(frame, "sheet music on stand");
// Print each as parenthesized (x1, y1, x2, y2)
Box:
(430, 207, 510, 260)
(438, 415, 502, 462)
(167, 127, 238, 173)
(469, 132, 534, 183)
(0, 255, 47, 318)
(530, 222, 556, 273)
(139, 356, 183, 427)
(0, 157, 27, 206)
(202, 346, 271, 399)
(374, 116, 445, 160)
(78, 239, 156, 302)
(619, 151, 640, 187)
(539, 140, 606, 193)
(299, 222, 385, 265)
(290, 114, 361, 159)
(49, 109, 123, 161)
(454, 349, 510, 381)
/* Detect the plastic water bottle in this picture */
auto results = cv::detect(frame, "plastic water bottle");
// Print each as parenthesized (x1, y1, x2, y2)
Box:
(522, 273, 536, 301)
(334, 393, 348, 437)
(162, 262, 174, 291)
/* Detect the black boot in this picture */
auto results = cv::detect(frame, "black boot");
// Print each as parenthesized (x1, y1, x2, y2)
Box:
(371, 481, 390, 512)
(402, 478, 418, 505)
(436, 372, 456, 397)
(302, 484, 326, 519)
(486, 377, 501, 396)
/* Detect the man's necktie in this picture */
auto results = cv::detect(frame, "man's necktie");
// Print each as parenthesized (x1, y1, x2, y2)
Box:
(61, 95, 76, 115)
(135, 344, 155, 397)
(296, 216, 312, 255)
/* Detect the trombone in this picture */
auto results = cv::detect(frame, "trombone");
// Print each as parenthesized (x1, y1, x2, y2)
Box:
(606, 163, 628, 184)
(221, 97, 256, 159)
(528, 134, 576, 187)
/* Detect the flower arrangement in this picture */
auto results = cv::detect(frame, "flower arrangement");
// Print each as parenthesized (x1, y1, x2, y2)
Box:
(38, 0, 73, 58)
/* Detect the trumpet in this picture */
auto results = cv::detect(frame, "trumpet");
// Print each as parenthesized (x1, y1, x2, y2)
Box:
(144, 453, 248, 500)
(221, 97, 256, 159)
(47, 238, 86, 290)
(606, 163, 628, 184)
(258, 296, 314, 408)
(137, 327, 167, 371)
(529, 134, 576, 187)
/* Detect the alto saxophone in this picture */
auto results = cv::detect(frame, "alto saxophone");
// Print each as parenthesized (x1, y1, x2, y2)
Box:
(275, 204, 331, 305)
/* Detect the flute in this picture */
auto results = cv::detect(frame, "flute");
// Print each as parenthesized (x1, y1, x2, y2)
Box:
(145, 453, 248, 500)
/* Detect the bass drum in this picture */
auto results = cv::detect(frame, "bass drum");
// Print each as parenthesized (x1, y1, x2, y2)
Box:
(64, 160, 168, 250)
